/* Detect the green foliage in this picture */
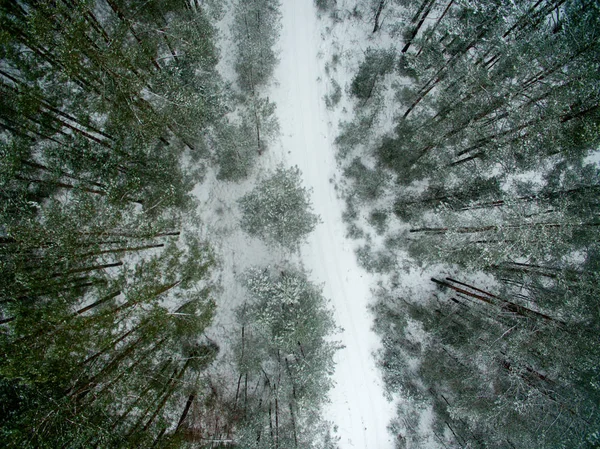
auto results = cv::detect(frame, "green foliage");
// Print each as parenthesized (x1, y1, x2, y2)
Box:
(393, 177, 503, 221)
(233, 266, 339, 448)
(343, 157, 390, 202)
(355, 244, 396, 274)
(0, 0, 223, 446)
(227, 0, 281, 180)
(314, 0, 337, 13)
(232, 0, 282, 93)
(335, 119, 371, 155)
(244, 96, 280, 155)
(340, 0, 600, 447)
(325, 78, 342, 109)
(238, 166, 320, 249)
(377, 0, 600, 184)
(368, 209, 388, 235)
(241, 267, 337, 359)
(374, 270, 600, 448)
(214, 120, 257, 181)
(350, 48, 395, 100)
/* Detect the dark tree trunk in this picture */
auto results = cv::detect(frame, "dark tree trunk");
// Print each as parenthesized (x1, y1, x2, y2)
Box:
(402, 0, 436, 54)
(372, 1, 386, 33)
(175, 393, 196, 431)
(75, 291, 121, 315)
(416, 0, 454, 56)
(76, 243, 164, 259)
(143, 359, 191, 430)
(52, 261, 123, 278)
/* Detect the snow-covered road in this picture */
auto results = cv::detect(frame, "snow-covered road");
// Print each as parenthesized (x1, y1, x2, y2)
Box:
(269, 2, 395, 448)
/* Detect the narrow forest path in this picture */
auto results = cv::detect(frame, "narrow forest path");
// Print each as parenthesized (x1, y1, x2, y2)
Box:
(269, 2, 395, 448)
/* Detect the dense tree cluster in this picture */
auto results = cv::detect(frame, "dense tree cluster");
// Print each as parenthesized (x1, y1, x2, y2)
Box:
(214, 97, 279, 181)
(233, 0, 281, 94)
(336, 0, 600, 447)
(232, 267, 338, 449)
(212, 0, 282, 181)
(0, 0, 225, 447)
(1, 1, 337, 447)
(375, 270, 600, 448)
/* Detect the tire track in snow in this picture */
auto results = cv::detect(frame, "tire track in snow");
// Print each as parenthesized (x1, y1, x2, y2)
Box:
(269, 2, 395, 448)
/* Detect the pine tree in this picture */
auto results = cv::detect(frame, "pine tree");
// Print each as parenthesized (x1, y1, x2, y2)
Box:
(238, 166, 320, 249)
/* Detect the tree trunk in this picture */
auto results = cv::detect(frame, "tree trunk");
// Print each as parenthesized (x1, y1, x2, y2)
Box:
(505, 0, 567, 40)
(80, 230, 180, 239)
(76, 333, 146, 400)
(253, 102, 262, 155)
(150, 428, 167, 449)
(80, 325, 139, 366)
(76, 243, 164, 259)
(445, 278, 498, 298)
(416, 0, 454, 57)
(372, 1, 386, 33)
(502, 0, 545, 39)
(45, 263, 116, 282)
(434, 277, 566, 325)
(175, 393, 196, 431)
(432, 277, 494, 304)
(402, 80, 438, 119)
(402, 0, 436, 53)
(20, 159, 107, 189)
(288, 400, 298, 448)
(410, 0, 433, 23)
(14, 175, 106, 196)
(112, 358, 173, 430)
(52, 261, 123, 278)
(0, 316, 15, 325)
(560, 103, 599, 123)
(111, 280, 182, 314)
(143, 359, 191, 431)
(104, 0, 161, 71)
(449, 152, 482, 166)
(520, 40, 594, 93)
(75, 291, 121, 315)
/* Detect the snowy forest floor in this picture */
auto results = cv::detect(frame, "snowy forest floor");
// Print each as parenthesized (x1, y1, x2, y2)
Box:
(196, 1, 397, 448)
(268, 3, 395, 448)
(268, 2, 396, 448)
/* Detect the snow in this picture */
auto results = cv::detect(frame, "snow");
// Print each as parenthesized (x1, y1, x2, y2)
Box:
(267, 2, 396, 448)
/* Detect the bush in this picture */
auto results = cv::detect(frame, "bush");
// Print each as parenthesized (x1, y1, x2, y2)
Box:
(325, 79, 342, 109)
(315, 0, 336, 12)
(369, 209, 388, 235)
(343, 157, 390, 202)
(355, 244, 396, 273)
(214, 122, 256, 181)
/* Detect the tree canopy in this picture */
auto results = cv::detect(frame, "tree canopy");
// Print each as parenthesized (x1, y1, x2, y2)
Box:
(239, 166, 320, 249)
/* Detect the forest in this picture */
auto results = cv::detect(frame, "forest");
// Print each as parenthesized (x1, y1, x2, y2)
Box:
(1, 0, 599, 448)
(0, 0, 336, 448)
(321, 0, 600, 447)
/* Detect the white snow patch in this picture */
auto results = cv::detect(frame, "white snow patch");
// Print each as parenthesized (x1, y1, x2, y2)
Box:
(268, 2, 395, 448)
